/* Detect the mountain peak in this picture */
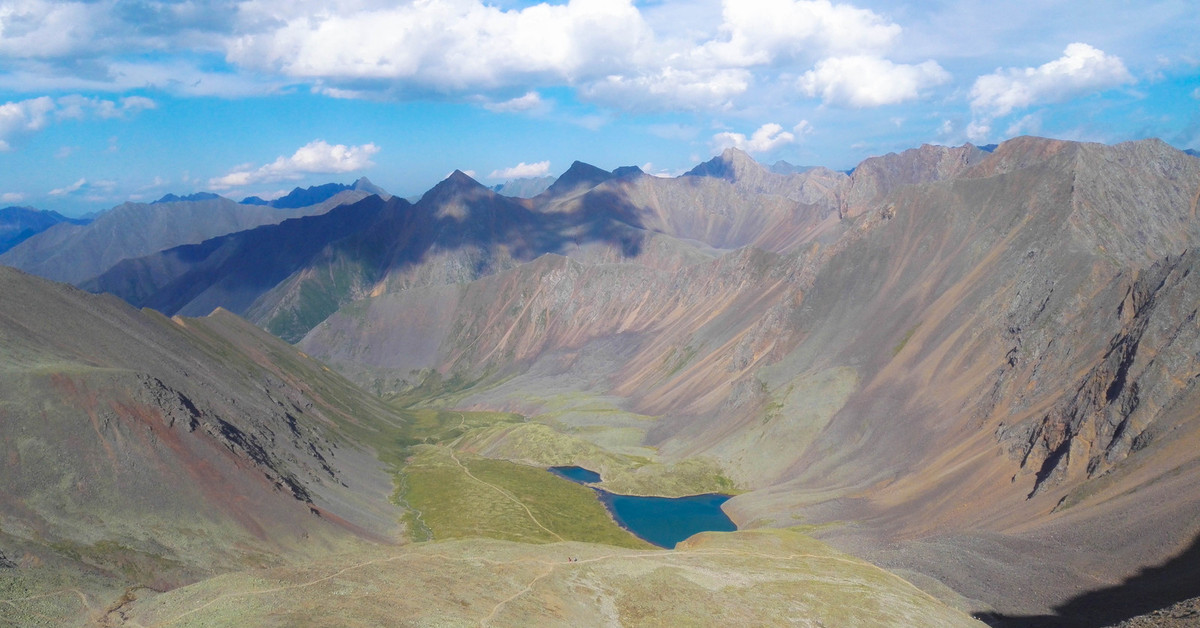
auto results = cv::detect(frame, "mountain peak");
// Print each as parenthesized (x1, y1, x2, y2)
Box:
(542, 161, 614, 197)
(418, 170, 490, 207)
(444, 169, 485, 188)
(685, 148, 766, 181)
(153, 192, 221, 205)
(353, 177, 391, 198)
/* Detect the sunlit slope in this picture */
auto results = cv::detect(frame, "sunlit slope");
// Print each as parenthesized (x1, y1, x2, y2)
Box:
(114, 530, 983, 627)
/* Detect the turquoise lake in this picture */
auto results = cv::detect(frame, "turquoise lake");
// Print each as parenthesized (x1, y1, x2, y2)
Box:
(548, 466, 737, 549)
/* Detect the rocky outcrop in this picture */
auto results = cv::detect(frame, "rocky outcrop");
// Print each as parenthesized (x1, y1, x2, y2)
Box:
(836, 143, 988, 219)
(1000, 249, 1200, 496)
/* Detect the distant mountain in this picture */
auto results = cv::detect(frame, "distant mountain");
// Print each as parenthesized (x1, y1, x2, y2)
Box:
(84, 195, 397, 339)
(152, 192, 220, 204)
(1, 190, 371, 285)
(768, 160, 814, 175)
(539, 160, 617, 199)
(834, 142, 988, 219)
(0, 206, 89, 253)
(492, 175, 555, 198)
(686, 147, 848, 206)
(242, 177, 390, 208)
(1186, 148, 1199, 158)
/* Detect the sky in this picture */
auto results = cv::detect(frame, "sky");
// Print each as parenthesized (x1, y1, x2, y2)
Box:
(0, 0, 1197, 215)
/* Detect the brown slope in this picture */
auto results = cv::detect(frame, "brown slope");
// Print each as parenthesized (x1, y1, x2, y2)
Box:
(550, 173, 843, 253)
(0, 267, 404, 594)
(707, 137, 1200, 620)
(685, 147, 849, 208)
(837, 142, 989, 219)
(299, 136, 1200, 621)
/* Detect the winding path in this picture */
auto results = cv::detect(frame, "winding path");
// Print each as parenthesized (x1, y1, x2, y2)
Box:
(444, 446, 565, 542)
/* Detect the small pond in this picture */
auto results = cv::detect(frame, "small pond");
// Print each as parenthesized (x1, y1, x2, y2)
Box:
(548, 465, 737, 549)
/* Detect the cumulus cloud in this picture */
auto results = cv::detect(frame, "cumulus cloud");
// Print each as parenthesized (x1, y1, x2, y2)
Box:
(712, 122, 802, 154)
(799, 56, 950, 107)
(0, 1, 103, 59)
(0, 94, 155, 150)
(970, 43, 1134, 118)
(488, 161, 551, 180)
(209, 140, 380, 189)
(2, 192, 26, 203)
(229, 0, 653, 90)
(224, 0, 932, 112)
(483, 91, 549, 114)
(701, 0, 899, 67)
(0, 0, 950, 113)
(0, 96, 55, 149)
(580, 67, 751, 111)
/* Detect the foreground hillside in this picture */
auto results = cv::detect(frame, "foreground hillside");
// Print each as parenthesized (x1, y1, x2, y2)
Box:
(0, 267, 407, 623)
(115, 531, 979, 627)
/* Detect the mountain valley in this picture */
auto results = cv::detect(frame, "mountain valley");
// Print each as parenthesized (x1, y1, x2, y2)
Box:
(3, 137, 1200, 626)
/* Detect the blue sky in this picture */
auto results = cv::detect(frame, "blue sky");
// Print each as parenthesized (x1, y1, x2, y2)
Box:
(0, 0, 1197, 215)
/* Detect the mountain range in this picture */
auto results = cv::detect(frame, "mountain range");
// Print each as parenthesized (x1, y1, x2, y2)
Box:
(0, 206, 90, 254)
(0, 179, 385, 286)
(3, 138, 1200, 626)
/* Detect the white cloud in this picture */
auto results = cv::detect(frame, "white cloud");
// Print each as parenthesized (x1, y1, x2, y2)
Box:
(966, 120, 991, 143)
(0, 1, 102, 59)
(970, 43, 1134, 118)
(800, 56, 950, 107)
(0, 0, 949, 114)
(0, 94, 155, 150)
(0, 96, 55, 148)
(49, 178, 87, 196)
(210, 140, 380, 190)
(580, 67, 751, 111)
(1192, 87, 1200, 100)
(483, 91, 549, 114)
(229, 0, 653, 90)
(701, 0, 899, 67)
(1004, 112, 1043, 137)
(224, 0, 933, 113)
(55, 94, 157, 120)
(2, 192, 26, 203)
(488, 161, 551, 180)
(712, 122, 799, 154)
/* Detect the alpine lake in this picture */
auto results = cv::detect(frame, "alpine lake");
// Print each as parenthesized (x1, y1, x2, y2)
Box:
(548, 466, 737, 548)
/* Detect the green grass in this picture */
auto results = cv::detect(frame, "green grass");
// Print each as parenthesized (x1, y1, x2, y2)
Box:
(398, 446, 650, 548)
